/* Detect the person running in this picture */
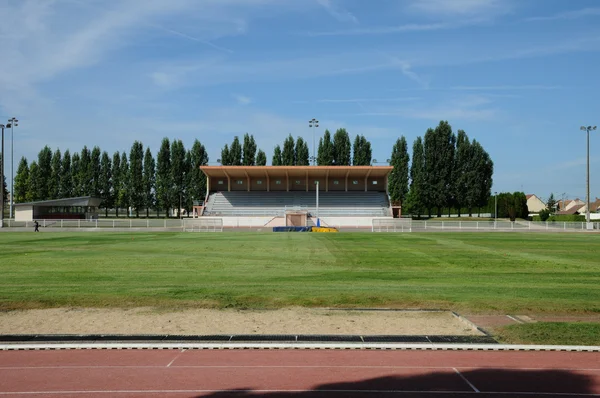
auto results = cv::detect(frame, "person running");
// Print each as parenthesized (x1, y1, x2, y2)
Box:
(34, 220, 39, 232)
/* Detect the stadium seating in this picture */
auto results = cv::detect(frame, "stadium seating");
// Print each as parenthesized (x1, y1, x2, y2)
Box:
(203, 191, 390, 217)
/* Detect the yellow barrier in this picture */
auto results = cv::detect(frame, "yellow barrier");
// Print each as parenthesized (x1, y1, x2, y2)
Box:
(312, 227, 339, 233)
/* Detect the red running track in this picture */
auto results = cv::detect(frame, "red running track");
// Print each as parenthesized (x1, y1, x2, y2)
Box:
(0, 349, 599, 397)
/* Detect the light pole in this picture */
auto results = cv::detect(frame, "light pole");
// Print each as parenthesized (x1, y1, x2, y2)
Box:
(0, 124, 4, 228)
(580, 126, 597, 225)
(6, 118, 18, 219)
(309, 118, 319, 166)
(494, 191, 498, 220)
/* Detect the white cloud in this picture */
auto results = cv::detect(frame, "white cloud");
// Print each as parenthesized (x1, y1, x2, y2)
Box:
(451, 85, 562, 91)
(233, 94, 253, 105)
(316, 0, 358, 23)
(408, 0, 511, 17)
(525, 7, 600, 22)
(305, 22, 451, 37)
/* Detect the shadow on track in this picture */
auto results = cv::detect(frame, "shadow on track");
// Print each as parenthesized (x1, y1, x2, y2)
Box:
(195, 368, 595, 397)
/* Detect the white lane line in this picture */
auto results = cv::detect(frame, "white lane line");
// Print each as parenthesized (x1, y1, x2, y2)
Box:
(506, 315, 524, 323)
(453, 367, 480, 393)
(1, 365, 600, 371)
(0, 389, 599, 396)
(166, 348, 186, 367)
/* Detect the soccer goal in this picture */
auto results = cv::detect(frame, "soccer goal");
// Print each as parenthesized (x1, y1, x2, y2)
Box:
(183, 218, 224, 232)
(372, 218, 412, 232)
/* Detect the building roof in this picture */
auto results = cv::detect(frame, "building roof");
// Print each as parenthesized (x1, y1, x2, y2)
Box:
(14, 196, 103, 207)
(200, 165, 393, 179)
(556, 204, 584, 215)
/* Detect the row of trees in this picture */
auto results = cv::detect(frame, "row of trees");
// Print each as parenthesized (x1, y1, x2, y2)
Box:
(496, 192, 529, 220)
(220, 133, 267, 166)
(13, 139, 208, 217)
(387, 121, 494, 217)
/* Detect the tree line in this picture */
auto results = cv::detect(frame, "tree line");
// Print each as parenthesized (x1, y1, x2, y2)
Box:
(13, 138, 208, 217)
(387, 121, 494, 217)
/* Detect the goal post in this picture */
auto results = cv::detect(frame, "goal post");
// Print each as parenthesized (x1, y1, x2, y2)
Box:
(183, 218, 224, 232)
(372, 218, 412, 232)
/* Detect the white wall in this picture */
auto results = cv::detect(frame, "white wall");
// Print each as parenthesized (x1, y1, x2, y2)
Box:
(15, 206, 33, 222)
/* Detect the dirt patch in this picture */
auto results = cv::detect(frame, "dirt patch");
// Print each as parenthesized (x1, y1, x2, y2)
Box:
(0, 308, 481, 336)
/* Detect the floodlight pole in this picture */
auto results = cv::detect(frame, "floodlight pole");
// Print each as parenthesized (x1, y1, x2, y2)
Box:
(309, 118, 319, 166)
(316, 180, 319, 221)
(7, 117, 18, 219)
(580, 126, 597, 225)
(0, 124, 4, 228)
(494, 191, 497, 220)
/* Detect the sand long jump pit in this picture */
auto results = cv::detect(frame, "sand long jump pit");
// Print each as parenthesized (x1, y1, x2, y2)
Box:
(0, 308, 482, 336)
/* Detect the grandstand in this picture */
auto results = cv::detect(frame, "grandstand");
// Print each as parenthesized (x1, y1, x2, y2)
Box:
(200, 166, 393, 225)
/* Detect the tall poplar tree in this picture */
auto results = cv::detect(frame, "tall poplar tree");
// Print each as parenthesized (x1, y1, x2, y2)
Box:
(128, 141, 144, 217)
(14, 157, 29, 203)
(26, 162, 41, 202)
(406, 137, 425, 217)
(156, 138, 172, 217)
(119, 152, 129, 215)
(111, 152, 121, 217)
(332, 128, 351, 165)
(295, 137, 309, 166)
(453, 130, 473, 217)
(229, 136, 242, 166)
(79, 146, 91, 196)
(317, 130, 334, 165)
(37, 146, 52, 200)
(282, 135, 295, 166)
(71, 152, 81, 197)
(272, 145, 283, 166)
(256, 149, 267, 166)
(424, 121, 455, 217)
(90, 146, 101, 197)
(220, 144, 231, 166)
(99, 151, 112, 217)
(188, 139, 208, 210)
(142, 147, 156, 217)
(170, 139, 186, 217)
(242, 133, 257, 166)
(352, 135, 372, 166)
(60, 150, 73, 198)
(388, 137, 410, 208)
(50, 149, 62, 199)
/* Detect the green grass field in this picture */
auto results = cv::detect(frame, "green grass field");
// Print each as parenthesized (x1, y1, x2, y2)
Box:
(1, 232, 599, 313)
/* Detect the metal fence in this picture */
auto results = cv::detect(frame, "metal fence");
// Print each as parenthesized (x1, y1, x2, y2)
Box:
(373, 220, 600, 232)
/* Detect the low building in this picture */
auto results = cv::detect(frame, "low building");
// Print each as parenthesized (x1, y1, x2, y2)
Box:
(526, 194, 546, 213)
(14, 196, 102, 222)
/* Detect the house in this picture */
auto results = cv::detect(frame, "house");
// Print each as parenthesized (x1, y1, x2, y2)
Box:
(526, 194, 546, 213)
(555, 204, 584, 216)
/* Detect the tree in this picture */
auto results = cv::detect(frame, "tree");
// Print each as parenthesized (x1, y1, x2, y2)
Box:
(142, 147, 156, 217)
(171, 139, 186, 218)
(26, 162, 41, 202)
(119, 152, 129, 215)
(60, 150, 73, 198)
(282, 135, 295, 165)
(295, 137, 309, 166)
(71, 152, 81, 197)
(188, 139, 209, 213)
(272, 145, 283, 166)
(99, 151, 112, 217)
(242, 133, 257, 166)
(14, 157, 29, 203)
(79, 146, 92, 196)
(472, 140, 494, 214)
(352, 135, 372, 166)
(220, 144, 231, 166)
(332, 128, 351, 165)
(256, 149, 267, 166)
(128, 141, 145, 217)
(453, 130, 473, 217)
(423, 121, 455, 217)
(50, 149, 62, 199)
(405, 137, 425, 217)
(156, 138, 172, 217)
(547, 193, 556, 212)
(388, 137, 410, 208)
(229, 136, 242, 166)
(497, 192, 528, 221)
(317, 130, 334, 165)
(1, 155, 7, 203)
(90, 146, 101, 197)
(111, 152, 121, 217)
(37, 146, 53, 200)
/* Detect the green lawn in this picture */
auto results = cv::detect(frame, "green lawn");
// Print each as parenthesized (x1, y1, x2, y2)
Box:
(497, 322, 600, 346)
(1, 232, 599, 313)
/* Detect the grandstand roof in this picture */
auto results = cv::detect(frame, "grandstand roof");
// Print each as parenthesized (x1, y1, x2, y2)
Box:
(14, 196, 103, 207)
(200, 165, 393, 178)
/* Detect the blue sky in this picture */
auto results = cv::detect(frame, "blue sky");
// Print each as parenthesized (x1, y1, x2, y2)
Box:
(1, 0, 600, 202)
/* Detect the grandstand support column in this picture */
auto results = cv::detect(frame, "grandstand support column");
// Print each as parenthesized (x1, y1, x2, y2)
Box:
(244, 170, 250, 192)
(223, 169, 231, 192)
(364, 168, 372, 192)
(345, 170, 350, 192)
(285, 170, 289, 192)
(316, 180, 319, 219)
(265, 171, 270, 192)
(326, 169, 329, 192)
(305, 170, 308, 192)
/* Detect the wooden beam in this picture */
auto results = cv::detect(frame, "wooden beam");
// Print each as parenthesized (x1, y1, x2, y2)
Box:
(265, 171, 270, 192)
(345, 170, 350, 192)
(244, 170, 250, 192)
(364, 168, 372, 192)
(223, 170, 231, 192)
(285, 170, 289, 192)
